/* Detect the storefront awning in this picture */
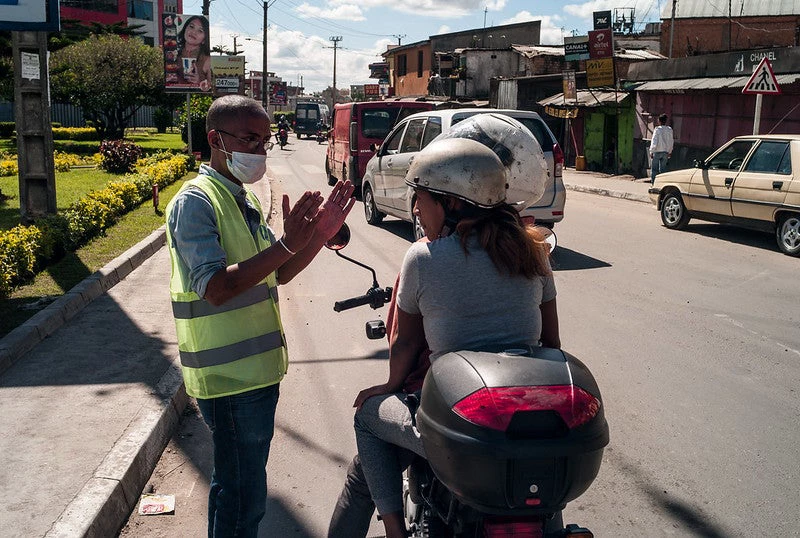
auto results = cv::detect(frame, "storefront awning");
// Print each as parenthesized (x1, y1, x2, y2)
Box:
(538, 89, 629, 108)
(633, 74, 800, 91)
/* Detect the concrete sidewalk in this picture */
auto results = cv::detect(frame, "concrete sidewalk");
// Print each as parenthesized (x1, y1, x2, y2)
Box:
(0, 168, 650, 537)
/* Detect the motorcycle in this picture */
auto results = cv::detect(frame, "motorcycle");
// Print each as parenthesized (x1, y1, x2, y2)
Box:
(326, 224, 608, 538)
(276, 127, 289, 150)
(316, 124, 329, 144)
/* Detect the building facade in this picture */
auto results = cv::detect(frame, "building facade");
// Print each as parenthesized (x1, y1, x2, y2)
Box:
(60, 0, 182, 46)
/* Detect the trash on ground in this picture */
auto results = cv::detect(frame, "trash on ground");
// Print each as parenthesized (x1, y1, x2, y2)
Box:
(138, 493, 175, 515)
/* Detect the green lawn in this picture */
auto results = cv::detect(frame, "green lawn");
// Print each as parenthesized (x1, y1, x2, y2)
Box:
(0, 168, 115, 231)
(0, 129, 184, 156)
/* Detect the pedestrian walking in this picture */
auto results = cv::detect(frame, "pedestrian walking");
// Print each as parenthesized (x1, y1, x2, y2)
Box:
(165, 95, 355, 537)
(649, 113, 674, 184)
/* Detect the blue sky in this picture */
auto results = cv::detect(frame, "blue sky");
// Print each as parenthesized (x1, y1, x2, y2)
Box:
(181, 0, 667, 92)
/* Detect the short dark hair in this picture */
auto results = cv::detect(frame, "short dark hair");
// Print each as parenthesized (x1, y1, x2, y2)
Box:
(206, 95, 269, 133)
(659, 113, 668, 124)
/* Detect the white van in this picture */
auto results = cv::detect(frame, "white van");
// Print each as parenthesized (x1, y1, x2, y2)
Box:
(361, 108, 566, 240)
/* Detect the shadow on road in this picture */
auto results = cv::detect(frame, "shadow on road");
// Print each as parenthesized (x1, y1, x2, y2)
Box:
(551, 247, 612, 271)
(680, 223, 778, 253)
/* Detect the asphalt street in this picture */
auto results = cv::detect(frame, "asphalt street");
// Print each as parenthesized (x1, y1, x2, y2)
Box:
(119, 138, 800, 537)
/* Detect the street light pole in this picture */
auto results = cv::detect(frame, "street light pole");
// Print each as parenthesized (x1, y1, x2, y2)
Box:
(263, 1, 268, 111)
(329, 35, 342, 98)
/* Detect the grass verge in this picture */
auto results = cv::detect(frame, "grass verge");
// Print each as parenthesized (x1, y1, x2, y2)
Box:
(0, 175, 190, 338)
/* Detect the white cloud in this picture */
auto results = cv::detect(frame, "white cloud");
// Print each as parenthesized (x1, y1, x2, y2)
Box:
(295, 2, 366, 21)
(327, 0, 499, 18)
(501, 11, 565, 45)
(437, 25, 451, 34)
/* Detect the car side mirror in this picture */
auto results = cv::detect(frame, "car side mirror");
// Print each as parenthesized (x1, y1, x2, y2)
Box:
(370, 143, 378, 152)
(694, 159, 706, 169)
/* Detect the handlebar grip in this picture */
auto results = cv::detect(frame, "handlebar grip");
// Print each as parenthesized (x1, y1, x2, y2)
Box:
(333, 294, 372, 312)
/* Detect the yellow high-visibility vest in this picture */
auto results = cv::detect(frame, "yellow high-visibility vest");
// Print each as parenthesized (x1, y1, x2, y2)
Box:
(166, 174, 287, 399)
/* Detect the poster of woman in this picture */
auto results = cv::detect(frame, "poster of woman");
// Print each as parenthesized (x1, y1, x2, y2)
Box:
(163, 13, 212, 92)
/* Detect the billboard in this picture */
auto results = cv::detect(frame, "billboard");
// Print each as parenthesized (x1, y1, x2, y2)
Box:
(210, 56, 246, 98)
(271, 81, 287, 105)
(564, 36, 589, 62)
(587, 58, 615, 87)
(0, 0, 59, 31)
(163, 13, 212, 93)
(588, 29, 613, 59)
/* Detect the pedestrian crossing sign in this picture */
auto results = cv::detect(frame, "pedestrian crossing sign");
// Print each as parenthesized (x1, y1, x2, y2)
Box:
(742, 57, 781, 95)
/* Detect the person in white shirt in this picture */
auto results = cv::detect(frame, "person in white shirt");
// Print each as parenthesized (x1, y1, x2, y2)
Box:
(649, 113, 674, 184)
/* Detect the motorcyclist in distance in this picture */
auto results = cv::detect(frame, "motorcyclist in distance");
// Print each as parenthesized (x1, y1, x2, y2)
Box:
(350, 135, 560, 538)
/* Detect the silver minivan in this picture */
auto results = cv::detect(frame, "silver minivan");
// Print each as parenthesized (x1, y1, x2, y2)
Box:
(361, 108, 565, 240)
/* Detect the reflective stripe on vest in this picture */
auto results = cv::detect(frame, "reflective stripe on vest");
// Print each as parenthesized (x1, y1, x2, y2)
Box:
(166, 173, 287, 399)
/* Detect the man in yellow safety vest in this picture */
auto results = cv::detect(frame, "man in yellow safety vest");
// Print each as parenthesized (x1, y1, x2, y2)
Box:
(166, 95, 355, 536)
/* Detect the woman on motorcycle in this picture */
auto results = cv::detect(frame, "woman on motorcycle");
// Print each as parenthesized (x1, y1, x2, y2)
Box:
(352, 136, 560, 538)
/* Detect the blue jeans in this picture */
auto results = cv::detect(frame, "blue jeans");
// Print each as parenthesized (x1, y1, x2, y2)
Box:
(651, 151, 669, 183)
(197, 384, 280, 538)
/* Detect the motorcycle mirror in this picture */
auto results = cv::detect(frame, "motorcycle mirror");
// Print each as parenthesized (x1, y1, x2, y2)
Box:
(325, 223, 351, 251)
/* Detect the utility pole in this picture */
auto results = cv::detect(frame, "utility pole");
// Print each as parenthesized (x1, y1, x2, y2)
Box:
(392, 34, 406, 46)
(668, 0, 677, 57)
(202, 0, 212, 16)
(329, 36, 342, 98)
(262, 1, 268, 111)
(232, 35, 239, 54)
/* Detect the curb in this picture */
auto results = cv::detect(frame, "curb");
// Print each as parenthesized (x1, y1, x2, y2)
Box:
(45, 365, 188, 538)
(0, 227, 168, 377)
(564, 182, 651, 204)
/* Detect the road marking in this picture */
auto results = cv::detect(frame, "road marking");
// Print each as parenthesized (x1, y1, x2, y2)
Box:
(715, 313, 800, 358)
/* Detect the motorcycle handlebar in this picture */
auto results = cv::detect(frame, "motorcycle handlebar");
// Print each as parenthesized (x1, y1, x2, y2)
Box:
(333, 286, 393, 312)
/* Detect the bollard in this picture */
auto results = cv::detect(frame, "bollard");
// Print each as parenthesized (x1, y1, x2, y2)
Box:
(152, 184, 159, 210)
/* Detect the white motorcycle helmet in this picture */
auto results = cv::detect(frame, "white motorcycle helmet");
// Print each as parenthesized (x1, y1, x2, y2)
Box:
(433, 113, 549, 210)
(405, 138, 508, 208)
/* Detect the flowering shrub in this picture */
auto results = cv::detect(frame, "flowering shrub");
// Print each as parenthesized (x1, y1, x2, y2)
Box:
(0, 157, 17, 177)
(51, 127, 100, 141)
(99, 139, 143, 174)
(0, 153, 191, 297)
(53, 151, 84, 172)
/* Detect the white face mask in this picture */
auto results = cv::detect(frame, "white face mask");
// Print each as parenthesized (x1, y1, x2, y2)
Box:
(219, 138, 267, 184)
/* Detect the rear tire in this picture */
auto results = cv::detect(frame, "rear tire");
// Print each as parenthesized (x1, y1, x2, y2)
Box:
(325, 159, 336, 186)
(364, 185, 385, 225)
(776, 213, 800, 256)
(660, 191, 690, 230)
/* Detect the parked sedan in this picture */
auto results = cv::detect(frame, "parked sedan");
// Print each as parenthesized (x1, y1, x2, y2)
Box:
(649, 135, 800, 256)
(361, 108, 565, 240)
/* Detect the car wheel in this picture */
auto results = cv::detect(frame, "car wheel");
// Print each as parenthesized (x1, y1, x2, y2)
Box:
(363, 185, 385, 225)
(661, 191, 690, 230)
(296, 133, 300, 139)
(325, 159, 336, 186)
(776, 213, 800, 257)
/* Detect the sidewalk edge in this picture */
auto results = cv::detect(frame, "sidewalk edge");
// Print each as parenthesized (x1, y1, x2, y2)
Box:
(564, 182, 651, 204)
(0, 227, 167, 377)
(44, 364, 189, 538)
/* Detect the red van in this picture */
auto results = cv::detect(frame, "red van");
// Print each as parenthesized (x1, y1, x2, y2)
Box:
(325, 101, 435, 192)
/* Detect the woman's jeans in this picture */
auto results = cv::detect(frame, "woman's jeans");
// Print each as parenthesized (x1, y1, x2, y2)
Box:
(197, 384, 280, 538)
(354, 392, 426, 516)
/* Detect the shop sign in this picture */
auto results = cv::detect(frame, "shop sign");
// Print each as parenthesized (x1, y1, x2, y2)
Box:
(593, 10, 612, 30)
(545, 106, 578, 119)
(588, 29, 613, 59)
(587, 58, 615, 87)
(564, 36, 589, 62)
(364, 84, 380, 96)
(562, 70, 577, 101)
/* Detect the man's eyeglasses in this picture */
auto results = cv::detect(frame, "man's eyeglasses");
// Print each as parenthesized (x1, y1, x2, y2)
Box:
(216, 129, 274, 152)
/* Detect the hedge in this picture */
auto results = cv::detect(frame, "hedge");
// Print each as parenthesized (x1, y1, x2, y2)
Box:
(0, 152, 192, 297)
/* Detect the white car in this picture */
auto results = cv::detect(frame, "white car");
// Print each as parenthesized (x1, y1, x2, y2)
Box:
(361, 108, 566, 240)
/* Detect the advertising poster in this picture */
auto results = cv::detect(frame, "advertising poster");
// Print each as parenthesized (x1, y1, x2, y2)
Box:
(271, 81, 287, 105)
(562, 70, 576, 101)
(588, 29, 613, 59)
(587, 58, 615, 87)
(163, 13, 212, 93)
(0, 0, 59, 31)
(564, 36, 589, 62)
(210, 55, 245, 98)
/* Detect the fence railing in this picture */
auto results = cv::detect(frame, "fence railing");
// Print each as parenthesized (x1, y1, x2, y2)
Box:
(0, 101, 158, 128)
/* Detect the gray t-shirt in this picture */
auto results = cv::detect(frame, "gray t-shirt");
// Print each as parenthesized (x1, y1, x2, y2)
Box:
(397, 234, 556, 359)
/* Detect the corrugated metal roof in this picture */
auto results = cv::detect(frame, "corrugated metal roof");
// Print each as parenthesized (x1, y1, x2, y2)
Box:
(511, 45, 564, 58)
(635, 74, 800, 91)
(661, 0, 800, 19)
(538, 90, 630, 108)
(616, 49, 666, 60)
